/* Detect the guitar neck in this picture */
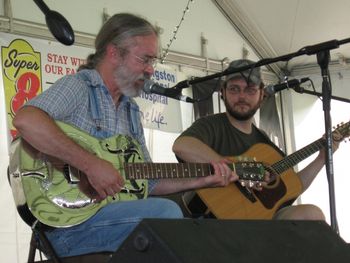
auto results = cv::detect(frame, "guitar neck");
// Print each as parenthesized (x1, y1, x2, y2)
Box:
(124, 162, 216, 180)
(272, 137, 325, 174)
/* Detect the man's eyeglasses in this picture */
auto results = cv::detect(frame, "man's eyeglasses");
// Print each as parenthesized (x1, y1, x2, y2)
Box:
(226, 85, 259, 96)
(132, 54, 158, 68)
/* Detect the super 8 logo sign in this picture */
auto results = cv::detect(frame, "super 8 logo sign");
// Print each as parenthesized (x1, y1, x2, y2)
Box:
(1, 39, 42, 139)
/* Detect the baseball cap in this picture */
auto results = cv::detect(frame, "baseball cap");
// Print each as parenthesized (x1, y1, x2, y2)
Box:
(225, 59, 262, 85)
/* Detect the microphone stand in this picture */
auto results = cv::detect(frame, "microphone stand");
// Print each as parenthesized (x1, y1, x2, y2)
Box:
(316, 50, 339, 234)
(293, 87, 350, 104)
(172, 37, 350, 234)
(173, 38, 350, 90)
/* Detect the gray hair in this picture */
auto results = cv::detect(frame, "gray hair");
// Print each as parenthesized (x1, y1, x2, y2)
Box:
(79, 13, 158, 70)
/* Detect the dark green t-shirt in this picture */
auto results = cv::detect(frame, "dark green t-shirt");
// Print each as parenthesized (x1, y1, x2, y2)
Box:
(179, 113, 278, 157)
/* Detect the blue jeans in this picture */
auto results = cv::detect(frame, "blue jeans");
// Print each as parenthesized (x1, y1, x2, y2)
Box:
(45, 197, 183, 257)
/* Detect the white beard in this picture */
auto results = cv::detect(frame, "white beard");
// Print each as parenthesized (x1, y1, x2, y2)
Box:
(113, 64, 145, 97)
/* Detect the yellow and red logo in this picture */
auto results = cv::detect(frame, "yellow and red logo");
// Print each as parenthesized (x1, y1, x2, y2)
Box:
(1, 39, 42, 139)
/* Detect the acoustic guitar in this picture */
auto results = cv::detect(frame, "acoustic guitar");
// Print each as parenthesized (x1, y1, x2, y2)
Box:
(190, 121, 350, 219)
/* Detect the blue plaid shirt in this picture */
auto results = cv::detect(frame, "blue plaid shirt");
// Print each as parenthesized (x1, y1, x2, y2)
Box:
(26, 69, 157, 191)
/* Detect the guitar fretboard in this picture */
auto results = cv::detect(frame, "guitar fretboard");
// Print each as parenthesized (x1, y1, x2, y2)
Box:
(124, 162, 213, 180)
(271, 120, 350, 174)
(272, 138, 325, 174)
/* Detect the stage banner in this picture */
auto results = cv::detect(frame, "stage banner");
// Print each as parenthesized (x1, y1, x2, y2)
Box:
(0, 33, 91, 139)
(0, 32, 183, 140)
(136, 64, 183, 132)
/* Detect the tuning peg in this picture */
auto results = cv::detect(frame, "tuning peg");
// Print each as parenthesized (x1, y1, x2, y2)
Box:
(256, 182, 262, 188)
(248, 181, 255, 188)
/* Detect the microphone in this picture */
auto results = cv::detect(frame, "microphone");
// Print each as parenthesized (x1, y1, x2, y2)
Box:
(34, 0, 75, 46)
(264, 77, 310, 96)
(143, 79, 194, 103)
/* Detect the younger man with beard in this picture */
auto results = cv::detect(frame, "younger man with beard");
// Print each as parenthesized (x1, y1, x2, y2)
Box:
(173, 59, 333, 220)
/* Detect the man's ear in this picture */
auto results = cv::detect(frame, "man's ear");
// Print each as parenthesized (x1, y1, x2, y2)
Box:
(106, 44, 121, 64)
(260, 83, 266, 100)
(106, 44, 116, 56)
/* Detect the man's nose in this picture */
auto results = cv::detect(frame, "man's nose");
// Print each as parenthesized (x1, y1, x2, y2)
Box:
(144, 64, 155, 76)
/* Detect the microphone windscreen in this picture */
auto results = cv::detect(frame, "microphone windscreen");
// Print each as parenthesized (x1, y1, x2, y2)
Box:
(264, 85, 275, 96)
(143, 79, 153, 94)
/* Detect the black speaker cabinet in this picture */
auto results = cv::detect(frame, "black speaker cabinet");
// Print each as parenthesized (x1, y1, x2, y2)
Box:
(110, 219, 350, 263)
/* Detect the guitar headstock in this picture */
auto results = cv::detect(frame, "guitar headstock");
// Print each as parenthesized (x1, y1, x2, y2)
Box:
(333, 121, 350, 142)
(235, 161, 265, 188)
